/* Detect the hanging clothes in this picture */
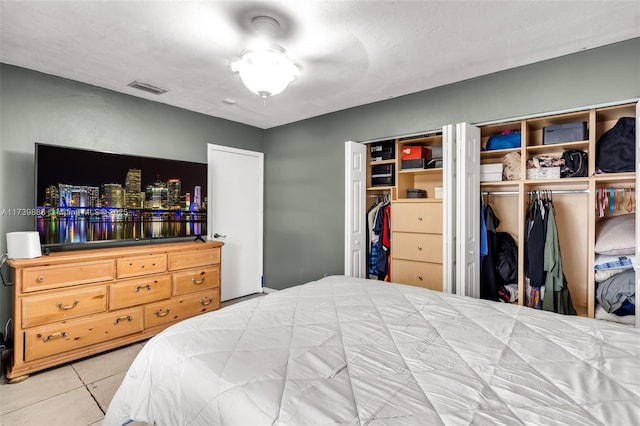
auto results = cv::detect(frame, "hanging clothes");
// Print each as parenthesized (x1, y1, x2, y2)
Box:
(525, 192, 576, 314)
(541, 200, 576, 315)
(372, 201, 391, 280)
(480, 203, 500, 301)
(526, 197, 547, 289)
(367, 200, 383, 277)
(367, 196, 391, 280)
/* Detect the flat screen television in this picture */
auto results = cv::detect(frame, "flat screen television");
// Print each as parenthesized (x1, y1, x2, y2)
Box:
(35, 143, 207, 251)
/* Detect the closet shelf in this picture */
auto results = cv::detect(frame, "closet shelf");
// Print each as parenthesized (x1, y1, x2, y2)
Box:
(481, 147, 520, 160)
(399, 167, 442, 174)
(368, 159, 395, 166)
(526, 140, 589, 152)
(393, 198, 443, 204)
(594, 172, 636, 183)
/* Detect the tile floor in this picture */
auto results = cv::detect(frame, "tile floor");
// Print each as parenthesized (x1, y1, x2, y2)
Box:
(0, 292, 267, 426)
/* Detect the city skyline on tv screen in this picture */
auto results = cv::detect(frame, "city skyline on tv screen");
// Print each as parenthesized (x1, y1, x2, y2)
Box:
(35, 143, 207, 245)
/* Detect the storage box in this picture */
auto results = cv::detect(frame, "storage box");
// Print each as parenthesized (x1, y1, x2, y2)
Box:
(526, 166, 561, 180)
(480, 163, 503, 182)
(371, 163, 395, 186)
(481, 163, 503, 174)
(401, 146, 432, 161)
(543, 122, 588, 145)
(402, 159, 427, 170)
(370, 140, 395, 162)
(486, 131, 521, 150)
(407, 188, 427, 198)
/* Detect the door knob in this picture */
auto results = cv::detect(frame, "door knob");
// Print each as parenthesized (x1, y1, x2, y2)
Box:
(213, 233, 226, 239)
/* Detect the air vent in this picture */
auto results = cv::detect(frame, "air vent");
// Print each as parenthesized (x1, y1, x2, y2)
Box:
(127, 81, 167, 95)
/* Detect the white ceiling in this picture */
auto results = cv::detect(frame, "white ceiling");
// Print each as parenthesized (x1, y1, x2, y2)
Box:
(1, 1, 639, 129)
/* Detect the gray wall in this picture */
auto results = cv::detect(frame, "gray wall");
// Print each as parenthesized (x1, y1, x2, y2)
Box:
(0, 64, 264, 331)
(262, 37, 640, 290)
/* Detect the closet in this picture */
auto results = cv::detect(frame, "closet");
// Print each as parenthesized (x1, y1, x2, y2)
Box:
(363, 133, 447, 291)
(478, 100, 639, 326)
(345, 100, 637, 327)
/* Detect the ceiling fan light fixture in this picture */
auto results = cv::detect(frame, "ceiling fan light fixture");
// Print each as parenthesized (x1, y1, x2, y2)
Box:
(231, 15, 298, 99)
(232, 44, 298, 98)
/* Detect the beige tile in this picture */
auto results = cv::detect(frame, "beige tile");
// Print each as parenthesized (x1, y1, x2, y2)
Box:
(0, 365, 83, 415)
(72, 342, 143, 385)
(0, 386, 103, 426)
(87, 371, 126, 413)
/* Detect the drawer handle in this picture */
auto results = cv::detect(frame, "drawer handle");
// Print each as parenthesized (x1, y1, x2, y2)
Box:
(417, 275, 423, 281)
(417, 216, 423, 221)
(38, 275, 46, 282)
(134, 284, 152, 292)
(113, 315, 133, 325)
(417, 246, 423, 251)
(56, 300, 80, 311)
(43, 331, 68, 342)
(192, 275, 206, 285)
(200, 297, 213, 306)
(154, 308, 170, 317)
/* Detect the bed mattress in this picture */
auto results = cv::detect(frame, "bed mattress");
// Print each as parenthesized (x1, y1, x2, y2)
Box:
(105, 275, 640, 425)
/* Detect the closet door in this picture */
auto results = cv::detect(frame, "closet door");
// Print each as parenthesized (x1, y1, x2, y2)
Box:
(455, 123, 481, 298)
(442, 125, 456, 294)
(344, 141, 367, 278)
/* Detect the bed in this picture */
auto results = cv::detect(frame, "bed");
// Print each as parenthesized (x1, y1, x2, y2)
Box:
(104, 275, 640, 425)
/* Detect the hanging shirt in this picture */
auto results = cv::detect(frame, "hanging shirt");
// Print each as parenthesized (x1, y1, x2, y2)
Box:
(541, 202, 576, 315)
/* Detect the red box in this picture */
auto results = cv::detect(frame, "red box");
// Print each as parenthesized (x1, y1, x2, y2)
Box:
(401, 146, 432, 161)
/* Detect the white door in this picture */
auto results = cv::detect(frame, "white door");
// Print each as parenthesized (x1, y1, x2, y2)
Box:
(455, 123, 481, 298)
(344, 141, 367, 277)
(207, 144, 263, 301)
(442, 124, 456, 294)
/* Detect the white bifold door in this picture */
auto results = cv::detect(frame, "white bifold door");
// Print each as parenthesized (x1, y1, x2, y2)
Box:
(344, 141, 367, 278)
(442, 122, 481, 297)
(454, 123, 481, 298)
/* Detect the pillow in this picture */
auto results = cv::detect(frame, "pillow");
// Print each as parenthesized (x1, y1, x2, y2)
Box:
(594, 254, 636, 270)
(595, 213, 636, 255)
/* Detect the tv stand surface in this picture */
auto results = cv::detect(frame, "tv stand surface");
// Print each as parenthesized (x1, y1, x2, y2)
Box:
(6, 240, 223, 381)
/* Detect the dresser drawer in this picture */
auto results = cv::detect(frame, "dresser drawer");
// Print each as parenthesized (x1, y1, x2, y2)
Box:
(392, 202, 442, 234)
(144, 289, 220, 328)
(393, 232, 443, 263)
(172, 266, 220, 295)
(392, 259, 442, 291)
(109, 275, 172, 310)
(22, 260, 115, 293)
(22, 285, 107, 328)
(168, 247, 220, 271)
(117, 254, 167, 278)
(24, 307, 143, 361)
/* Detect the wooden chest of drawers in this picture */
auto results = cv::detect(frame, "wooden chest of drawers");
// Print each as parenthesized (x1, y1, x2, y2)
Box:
(7, 240, 223, 382)
(391, 200, 443, 291)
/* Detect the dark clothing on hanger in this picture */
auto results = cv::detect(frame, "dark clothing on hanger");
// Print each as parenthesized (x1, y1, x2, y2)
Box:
(480, 204, 500, 301)
(526, 200, 547, 288)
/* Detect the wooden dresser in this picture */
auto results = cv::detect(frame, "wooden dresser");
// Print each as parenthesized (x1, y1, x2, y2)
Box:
(391, 200, 443, 291)
(7, 240, 223, 382)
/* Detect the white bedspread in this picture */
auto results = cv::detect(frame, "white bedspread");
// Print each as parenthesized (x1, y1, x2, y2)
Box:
(105, 275, 640, 425)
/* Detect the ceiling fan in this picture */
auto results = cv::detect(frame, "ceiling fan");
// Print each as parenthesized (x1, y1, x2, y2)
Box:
(230, 15, 299, 99)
